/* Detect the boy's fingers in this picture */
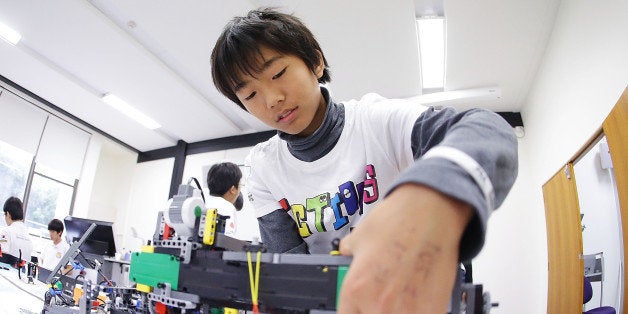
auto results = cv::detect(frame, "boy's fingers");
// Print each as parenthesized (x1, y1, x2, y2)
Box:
(338, 233, 355, 255)
(337, 257, 368, 314)
(337, 294, 359, 314)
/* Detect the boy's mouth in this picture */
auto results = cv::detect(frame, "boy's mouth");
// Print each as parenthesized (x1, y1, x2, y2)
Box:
(277, 108, 297, 122)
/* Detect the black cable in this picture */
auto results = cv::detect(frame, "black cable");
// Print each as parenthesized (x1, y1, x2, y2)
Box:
(187, 177, 206, 202)
(97, 268, 114, 287)
(48, 278, 75, 306)
(44, 290, 52, 306)
(74, 252, 115, 289)
(74, 273, 85, 290)
(17, 249, 22, 280)
(56, 293, 73, 306)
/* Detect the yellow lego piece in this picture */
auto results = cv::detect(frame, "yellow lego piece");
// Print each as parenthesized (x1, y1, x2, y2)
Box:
(203, 208, 218, 245)
(224, 308, 238, 314)
(141, 245, 154, 253)
(136, 283, 152, 293)
(73, 286, 83, 304)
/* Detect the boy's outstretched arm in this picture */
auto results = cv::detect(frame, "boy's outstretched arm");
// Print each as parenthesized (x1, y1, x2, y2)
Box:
(339, 184, 472, 313)
(338, 107, 518, 313)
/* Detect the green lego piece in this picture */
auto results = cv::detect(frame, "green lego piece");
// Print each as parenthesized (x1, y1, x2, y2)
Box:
(336, 265, 348, 308)
(129, 252, 180, 290)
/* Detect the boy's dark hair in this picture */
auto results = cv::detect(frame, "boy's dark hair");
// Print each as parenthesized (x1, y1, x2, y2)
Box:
(48, 219, 64, 234)
(207, 162, 242, 197)
(3, 197, 24, 221)
(211, 8, 331, 110)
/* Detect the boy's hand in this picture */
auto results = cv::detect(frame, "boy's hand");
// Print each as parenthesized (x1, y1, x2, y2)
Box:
(337, 184, 473, 313)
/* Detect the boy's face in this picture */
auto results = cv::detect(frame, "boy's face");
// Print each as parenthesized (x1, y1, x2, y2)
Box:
(234, 46, 326, 136)
(49, 230, 62, 243)
(228, 182, 241, 205)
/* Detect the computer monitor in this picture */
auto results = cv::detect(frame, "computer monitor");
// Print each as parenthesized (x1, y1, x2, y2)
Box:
(63, 216, 117, 257)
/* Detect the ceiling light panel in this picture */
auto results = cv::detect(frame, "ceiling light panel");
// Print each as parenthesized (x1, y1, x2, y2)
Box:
(0, 20, 22, 45)
(417, 17, 445, 90)
(102, 93, 161, 130)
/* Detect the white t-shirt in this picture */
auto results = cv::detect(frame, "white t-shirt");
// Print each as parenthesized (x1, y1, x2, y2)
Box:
(205, 195, 237, 237)
(0, 221, 34, 262)
(246, 94, 426, 253)
(41, 239, 70, 270)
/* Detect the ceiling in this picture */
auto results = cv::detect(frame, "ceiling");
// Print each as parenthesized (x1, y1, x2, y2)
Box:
(0, 0, 559, 153)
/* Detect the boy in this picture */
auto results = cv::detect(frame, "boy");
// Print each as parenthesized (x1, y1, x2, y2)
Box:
(0, 197, 33, 265)
(211, 8, 517, 313)
(40, 218, 71, 272)
(206, 162, 243, 237)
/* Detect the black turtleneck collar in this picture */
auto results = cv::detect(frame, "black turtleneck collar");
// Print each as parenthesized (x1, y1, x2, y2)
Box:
(278, 87, 345, 162)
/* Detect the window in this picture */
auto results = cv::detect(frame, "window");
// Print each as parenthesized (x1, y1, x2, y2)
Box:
(0, 140, 32, 227)
(24, 173, 74, 230)
(0, 87, 89, 246)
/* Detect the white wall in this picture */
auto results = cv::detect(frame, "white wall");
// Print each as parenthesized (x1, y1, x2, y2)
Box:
(73, 133, 140, 253)
(73, 134, 102, 218)
(85, 139, 137, 222)
(474, 141, 548, 313)
(116, 157, 173, 252)
(474, 0, 628, 313)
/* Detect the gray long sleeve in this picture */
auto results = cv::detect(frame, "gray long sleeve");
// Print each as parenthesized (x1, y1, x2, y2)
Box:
(388, 107, 518, 261)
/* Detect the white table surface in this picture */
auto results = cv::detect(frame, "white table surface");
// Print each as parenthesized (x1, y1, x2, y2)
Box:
(0, 262, 48, 314)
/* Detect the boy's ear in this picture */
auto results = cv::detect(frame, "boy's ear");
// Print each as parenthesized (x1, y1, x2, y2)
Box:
(314, 50, 325, 79)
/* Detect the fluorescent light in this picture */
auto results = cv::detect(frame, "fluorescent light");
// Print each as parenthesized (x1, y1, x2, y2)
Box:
(0, 21, 22, 45)
(102, 93, 161, 130)
(417, 17, 445, 90)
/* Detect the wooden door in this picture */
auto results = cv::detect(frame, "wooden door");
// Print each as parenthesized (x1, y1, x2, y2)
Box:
(543, 164, 584, 313)
(602, 86, 628, 312)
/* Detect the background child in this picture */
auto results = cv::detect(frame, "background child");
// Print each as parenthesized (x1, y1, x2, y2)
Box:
(206, 162, 243, 237)
(0, 197, 33, 266)
(211, 8, 517, 313)
(40, 218, 71, 272)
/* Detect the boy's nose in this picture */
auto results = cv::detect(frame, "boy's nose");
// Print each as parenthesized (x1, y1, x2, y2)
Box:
(264, 89, 284, 109)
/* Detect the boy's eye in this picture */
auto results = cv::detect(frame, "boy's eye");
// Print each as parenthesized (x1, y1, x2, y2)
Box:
(244, 91, 256, 101)
(272, 67, 286, 80)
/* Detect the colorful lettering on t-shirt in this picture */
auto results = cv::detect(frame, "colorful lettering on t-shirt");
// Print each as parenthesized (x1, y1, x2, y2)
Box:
(277, 164, 379, 238)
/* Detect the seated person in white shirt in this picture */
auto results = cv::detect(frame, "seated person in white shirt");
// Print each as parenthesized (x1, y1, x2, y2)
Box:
(0, 197, 33, 267)
(40, 218, 71, 273)
(206, 162, 243, 237)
